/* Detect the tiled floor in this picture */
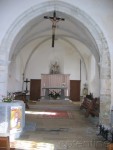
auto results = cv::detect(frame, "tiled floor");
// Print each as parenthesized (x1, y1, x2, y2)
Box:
(11, 100, 107, 150)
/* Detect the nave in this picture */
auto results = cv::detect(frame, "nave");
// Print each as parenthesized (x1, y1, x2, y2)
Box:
(10, 100, 106, 150)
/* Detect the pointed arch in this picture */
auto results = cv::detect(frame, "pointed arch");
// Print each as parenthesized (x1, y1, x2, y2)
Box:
(0, 1, 111, 127)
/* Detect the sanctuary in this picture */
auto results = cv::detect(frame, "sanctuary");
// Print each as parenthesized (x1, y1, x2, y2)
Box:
(41, 74, 70, 100)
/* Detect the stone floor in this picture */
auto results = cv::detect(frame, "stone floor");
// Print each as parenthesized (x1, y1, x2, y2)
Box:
(11, 100, 108, 150)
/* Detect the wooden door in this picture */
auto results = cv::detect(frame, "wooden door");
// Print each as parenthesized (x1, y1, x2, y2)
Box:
(30, 79, 41, 100)
(70, 80, 80, 101)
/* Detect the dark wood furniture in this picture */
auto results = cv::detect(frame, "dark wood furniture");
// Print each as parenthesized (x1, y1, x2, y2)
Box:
(107, 144, 113, 150)
(0, 136, 15, 150)
(80, 97, 100, 117)
(30, 79, 80, 101)
(70, 80, 80, 101)
(30, 79, 41, 100)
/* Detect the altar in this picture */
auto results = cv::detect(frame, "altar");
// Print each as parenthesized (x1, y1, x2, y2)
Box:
(41, 74, 70, 99)
(42, 87, 67, 99)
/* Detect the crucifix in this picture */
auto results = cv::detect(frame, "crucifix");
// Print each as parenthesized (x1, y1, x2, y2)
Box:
(24, 78, 30, 93)
(44, 11, 65, 47)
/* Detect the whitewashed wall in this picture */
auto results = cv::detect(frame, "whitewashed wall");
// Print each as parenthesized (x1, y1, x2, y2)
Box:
(8, 40, 83, 90)
(0, 0, 113, 102)
(7, 38, 99, 97)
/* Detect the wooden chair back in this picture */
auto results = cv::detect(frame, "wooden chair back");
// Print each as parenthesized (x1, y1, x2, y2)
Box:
(0, 136, 10, 150)
(0, 136, 15, 150)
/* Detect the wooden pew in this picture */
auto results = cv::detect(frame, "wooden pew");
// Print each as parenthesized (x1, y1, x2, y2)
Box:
(107, 144, 113, 150)
(0, 136, 15, 150)
(80, 97, 100, 117)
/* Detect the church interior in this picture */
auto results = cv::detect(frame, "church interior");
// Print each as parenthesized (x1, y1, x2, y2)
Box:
(0, 0, 113, 149)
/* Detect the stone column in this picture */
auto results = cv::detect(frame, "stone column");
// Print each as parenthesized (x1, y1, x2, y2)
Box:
(0, 52, 8, 101)
(99, 50, 111, 128)
(100, 79, 111, 128)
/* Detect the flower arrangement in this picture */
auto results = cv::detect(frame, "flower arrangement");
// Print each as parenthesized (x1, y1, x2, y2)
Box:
(2, 92, 14, 102)
(48, 90, 61, 99)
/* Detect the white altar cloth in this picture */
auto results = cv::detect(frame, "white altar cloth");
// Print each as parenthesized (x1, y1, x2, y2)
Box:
(0, 100, 25, 139)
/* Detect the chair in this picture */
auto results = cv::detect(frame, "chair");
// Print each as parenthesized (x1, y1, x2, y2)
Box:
(0, 136, 15, 150)
(107, 143, 113, 150)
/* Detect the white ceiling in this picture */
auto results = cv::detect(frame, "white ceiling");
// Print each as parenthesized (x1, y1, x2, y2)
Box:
(10, 11, 100, 62)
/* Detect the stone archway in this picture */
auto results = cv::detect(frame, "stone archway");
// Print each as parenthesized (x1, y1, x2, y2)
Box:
(0, 1, 111, 127)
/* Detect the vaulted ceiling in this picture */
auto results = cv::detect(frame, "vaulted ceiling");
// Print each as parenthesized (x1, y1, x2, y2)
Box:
(10, 10, 99, 63)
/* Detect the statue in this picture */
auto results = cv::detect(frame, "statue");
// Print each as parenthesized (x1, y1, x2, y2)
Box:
(50, 61, 60, 74)
(82, 83, 88, 97)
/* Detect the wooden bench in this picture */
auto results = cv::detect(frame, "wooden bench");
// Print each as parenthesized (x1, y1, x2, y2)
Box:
(0, 136, 15, 150)
(107, 144, 113, 150)
(80, 97, 100, 117)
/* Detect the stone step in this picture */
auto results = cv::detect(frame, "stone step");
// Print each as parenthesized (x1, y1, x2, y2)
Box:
(28, 100, 79, 111)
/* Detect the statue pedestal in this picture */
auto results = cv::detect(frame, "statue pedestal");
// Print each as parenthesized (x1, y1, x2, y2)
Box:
(0, 100, 25, 140)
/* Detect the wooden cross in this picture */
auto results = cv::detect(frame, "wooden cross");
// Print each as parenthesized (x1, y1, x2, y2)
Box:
(24, 78, 30, 93)
(44, 11, 65, 47)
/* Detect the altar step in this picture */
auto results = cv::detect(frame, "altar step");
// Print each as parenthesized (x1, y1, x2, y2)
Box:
(28, 99, 80, 111)
(39, 99, 71, 103)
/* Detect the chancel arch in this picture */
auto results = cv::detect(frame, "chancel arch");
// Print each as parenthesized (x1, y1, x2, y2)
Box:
(0, 1, 111, 127)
